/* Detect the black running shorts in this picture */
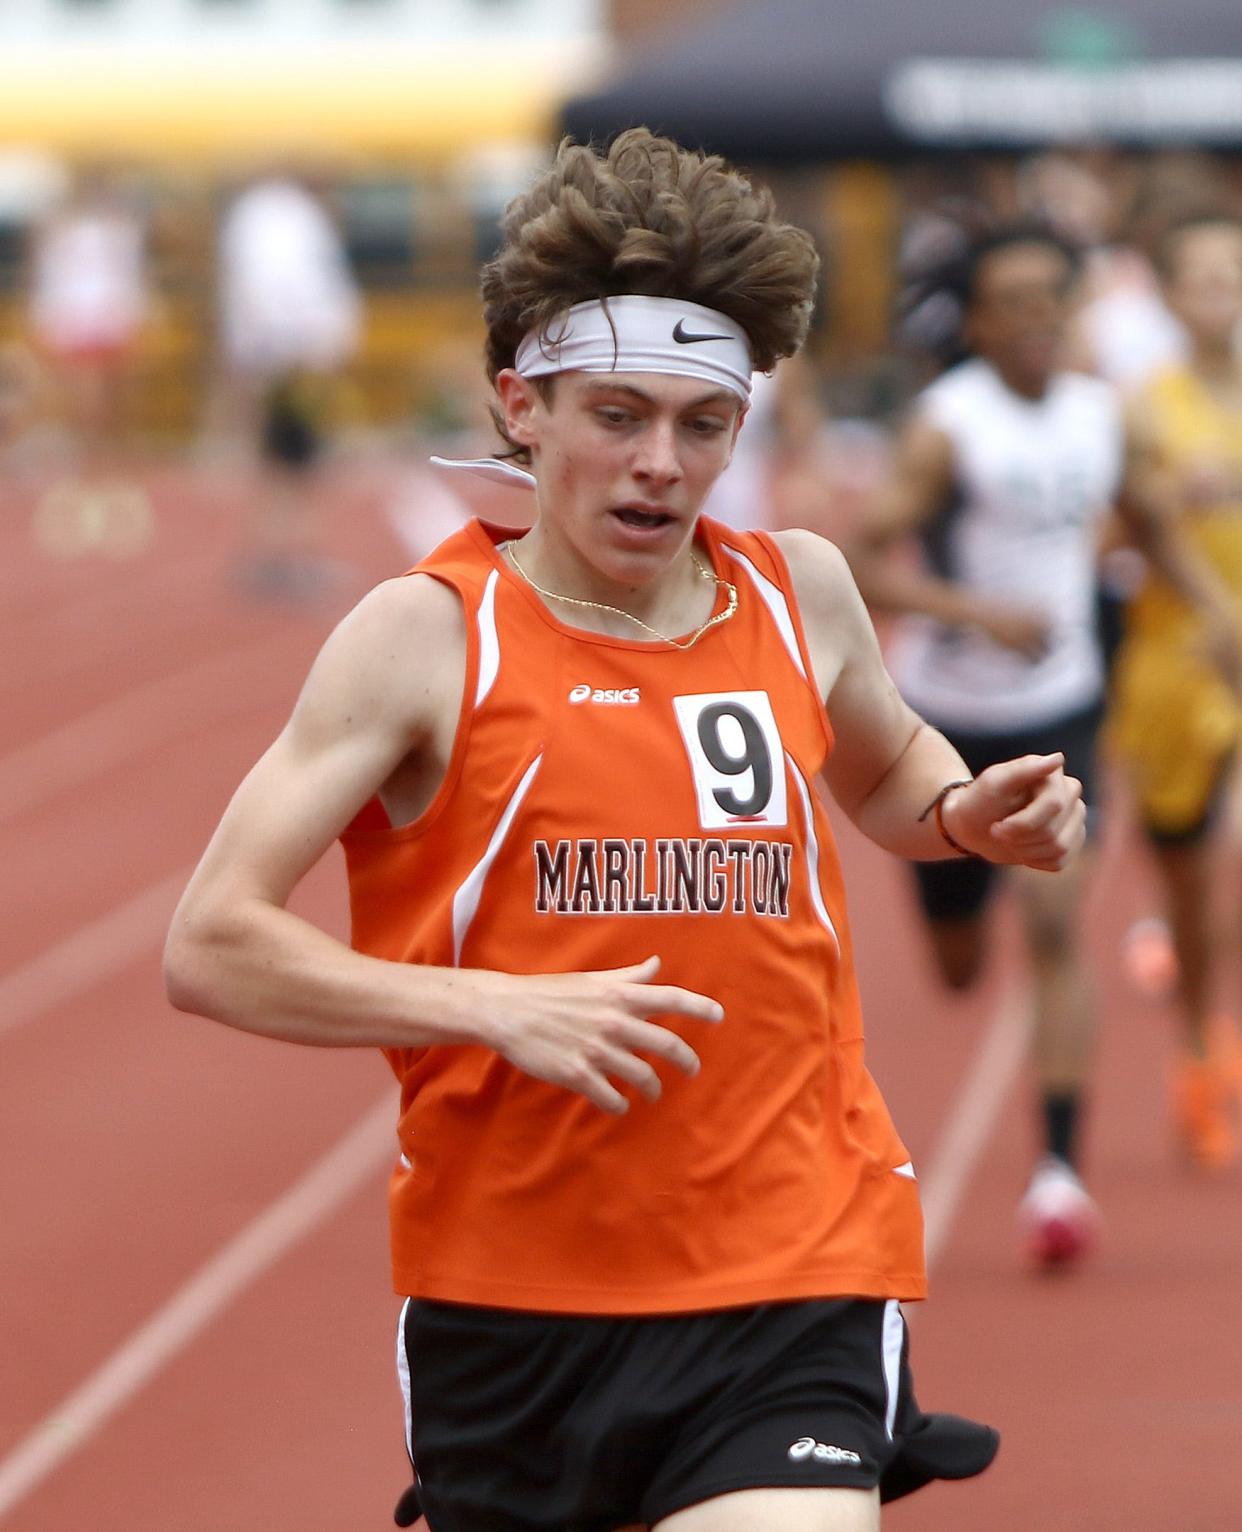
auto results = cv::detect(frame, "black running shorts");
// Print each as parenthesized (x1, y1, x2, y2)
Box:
(399, 1296, 914, 1532)
(913, 698, 1102, 923)
(260, 373, 323, 468)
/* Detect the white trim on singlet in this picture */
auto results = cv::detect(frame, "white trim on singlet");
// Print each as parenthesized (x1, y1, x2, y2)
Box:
(786, 755, 840, 956)
(396, 1297, 413, 1464)
(882, 1299, 905, 1440)
(451, 754, 543, 964)
(474, 569, 501, 709)
(725, 547, 808, 681)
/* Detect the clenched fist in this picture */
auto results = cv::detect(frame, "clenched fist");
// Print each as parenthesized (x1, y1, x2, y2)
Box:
(940, 754, 1086, 872)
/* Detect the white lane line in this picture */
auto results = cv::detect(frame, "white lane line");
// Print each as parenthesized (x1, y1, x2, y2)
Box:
(0, 869, 190, 1041)
(0, 1094, 397, 1522)
(0, 638, 291, 822)
(920, 980, 1034, 1270)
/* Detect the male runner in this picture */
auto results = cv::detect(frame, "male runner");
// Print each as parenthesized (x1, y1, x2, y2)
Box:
(850, 225, 1239, 1267)
(166, 135, 1084, 1532)
(1110, 213, 1242, 1168)
(217, 169, 361, 598)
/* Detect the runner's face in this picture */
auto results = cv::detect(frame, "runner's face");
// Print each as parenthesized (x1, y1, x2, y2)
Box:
(1164, 226, 1242, 350)
(966, 243, 1075, 391)
(499, 369, 744, 579)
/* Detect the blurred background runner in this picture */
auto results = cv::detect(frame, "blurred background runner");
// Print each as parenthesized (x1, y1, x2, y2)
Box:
(26, 164, 150, 470)
(849, 226, 1121, 1270)
(216, 167, 363, 600)
(849, 219, 1242, 1266)
(1107, 212, 1242, 1169)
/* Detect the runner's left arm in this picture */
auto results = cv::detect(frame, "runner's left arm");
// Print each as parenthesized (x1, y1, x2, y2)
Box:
(777, 529, 1085, 870)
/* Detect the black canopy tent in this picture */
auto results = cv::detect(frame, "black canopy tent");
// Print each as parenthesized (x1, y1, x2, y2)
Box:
(561, 0, 1242, 162)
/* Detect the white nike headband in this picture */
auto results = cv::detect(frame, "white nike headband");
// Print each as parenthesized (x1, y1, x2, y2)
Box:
(514, 295, 753, 403)
(430, 294, 753, 490)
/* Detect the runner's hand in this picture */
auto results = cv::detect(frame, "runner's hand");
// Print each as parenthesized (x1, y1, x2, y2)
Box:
(977, 606, 1053, 661)
(477, 956, 724, 1114)
(941, 754, 1085, 871)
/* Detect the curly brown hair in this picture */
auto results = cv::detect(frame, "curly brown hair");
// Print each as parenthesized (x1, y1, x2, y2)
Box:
(481, 129, 820, 392)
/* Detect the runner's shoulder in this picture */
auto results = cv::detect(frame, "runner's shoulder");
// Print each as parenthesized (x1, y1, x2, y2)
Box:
(336, 570, 466, 654)
(773, 527, 854, 604)
(772, 528, 866, 646)
(296, 573, 467, 733)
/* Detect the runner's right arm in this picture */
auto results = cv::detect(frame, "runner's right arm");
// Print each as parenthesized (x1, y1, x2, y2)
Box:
(846, 414, 1051, 658)
(163, 575, 719, 1114)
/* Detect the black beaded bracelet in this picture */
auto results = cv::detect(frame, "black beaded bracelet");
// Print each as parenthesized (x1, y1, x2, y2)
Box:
(918, 779, 979, 859)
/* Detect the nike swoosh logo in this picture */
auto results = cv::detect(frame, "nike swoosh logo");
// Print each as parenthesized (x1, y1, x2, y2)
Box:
(672, 319, 733, 344)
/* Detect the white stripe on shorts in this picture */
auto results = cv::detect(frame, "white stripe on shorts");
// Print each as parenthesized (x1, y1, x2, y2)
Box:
(396, 1297, 413, 1465)
(881, 1298, 904, 1440)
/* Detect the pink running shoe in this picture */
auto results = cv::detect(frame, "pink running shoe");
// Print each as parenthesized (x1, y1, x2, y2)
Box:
(1017, 1156, 1100, 1270)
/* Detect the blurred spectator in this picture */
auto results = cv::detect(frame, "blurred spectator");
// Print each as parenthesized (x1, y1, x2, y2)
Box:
(26, 165, 150, 468)
(700, 356, 830, 533)
(1018, 150, 1236, 393)
(0, 340, 39, 454)
(1067, 244, 1187, 394)
(1018, 151, 1192, 685)
(216, 169, 362, 599)
(892, 159, 1006, 384)
(219, 171, 361, 387)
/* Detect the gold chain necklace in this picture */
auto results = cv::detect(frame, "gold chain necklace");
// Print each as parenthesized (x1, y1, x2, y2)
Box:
(505, 541, 738, 650)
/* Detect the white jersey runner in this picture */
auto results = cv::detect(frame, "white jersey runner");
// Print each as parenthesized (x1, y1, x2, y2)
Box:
(889, 358, 1124, 734)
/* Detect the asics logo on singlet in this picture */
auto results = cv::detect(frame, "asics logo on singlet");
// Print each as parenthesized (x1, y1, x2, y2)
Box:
(568, 684, 641, 706)
(787, 1438, 862, 1466)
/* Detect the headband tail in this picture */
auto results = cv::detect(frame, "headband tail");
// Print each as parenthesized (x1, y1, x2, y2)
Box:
(429, 455, 537, 490)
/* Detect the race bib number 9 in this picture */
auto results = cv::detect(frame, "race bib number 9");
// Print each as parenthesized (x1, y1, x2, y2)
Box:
(672, 690, 787, 829)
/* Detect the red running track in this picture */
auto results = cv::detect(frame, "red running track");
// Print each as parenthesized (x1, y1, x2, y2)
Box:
(1, 459, 1239, 1532)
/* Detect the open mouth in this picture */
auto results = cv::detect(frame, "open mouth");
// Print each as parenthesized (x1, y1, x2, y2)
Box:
(613, 507, 675, 530)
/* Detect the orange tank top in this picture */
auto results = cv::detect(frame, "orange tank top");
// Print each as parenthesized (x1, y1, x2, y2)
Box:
(342, 518, 925, 1312)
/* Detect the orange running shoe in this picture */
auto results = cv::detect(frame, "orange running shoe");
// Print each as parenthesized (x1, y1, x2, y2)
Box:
(1172, 1055, 1238, 1171)
(1207, 1014, 1242, 1106)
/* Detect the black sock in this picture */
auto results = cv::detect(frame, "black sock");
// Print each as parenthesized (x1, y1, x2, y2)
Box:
(1042, 1091, 1081, 1168)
